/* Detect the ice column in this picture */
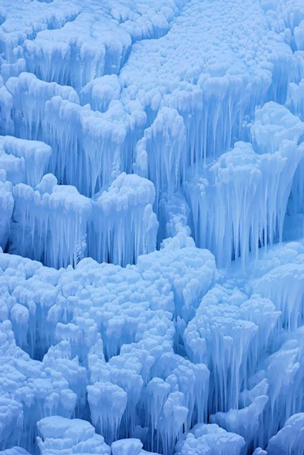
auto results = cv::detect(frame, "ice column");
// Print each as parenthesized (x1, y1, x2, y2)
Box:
(0, 172, 13, 250)
(11, 174, 92, 268)
(0, 135, 51, 186)
(87, 382, 127, 444)
(134, 107, 186, 207)
(88, 173, 158, 266)
(185, 139, 304, 267)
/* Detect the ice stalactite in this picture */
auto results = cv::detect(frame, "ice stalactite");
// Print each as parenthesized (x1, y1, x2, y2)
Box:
(286, 80, 304, 121)
(0, 172, 13, 250)
(26, 93, 145, 196)
(157, 194, 191, 244)
(251, 336, 304, 448)
(5, 73, 79, 140)
(87, 382, 128, 444)
(0, 320, 77, 451)
(3, 73, 148, 196)
(169, 71, 271, 166)
(0, 398, 23, 450)
(24, 14, 131, 89)
(0, 1, 81, 64)
(210, 395, 269, 452)
(11, 174, 92, 268)
(148, 353, 210, 433)
(10, 304, 29, 350)
(0, 85, 14, 135)
(267, 413, 304, 455)
(288, 159, 304, 216)
(183, 286, 259, 413)
(1, 0, 304, 454)
(0, 136, 51, 186)
(36, 95, 122, 197)
(134, 108, 186, 208)
(185, 107, 304, 267)
(158, 392, 188, 455)
(88, 173, 158, 266)
(254, 263, 304, 331)
(0, 58, 26, 84)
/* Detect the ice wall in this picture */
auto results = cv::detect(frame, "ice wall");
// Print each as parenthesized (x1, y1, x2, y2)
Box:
(11, 174, 92, 268)
(0, 173, 13, 249)
(88, 173, 158, 266)
(1, 169, 159, 268)
(185, 104, 304, 267)
(1, 0, 304, 454)
(0, 136, 51, 187)
(134, 108, 187, 207)
(266, 413, 304, 455)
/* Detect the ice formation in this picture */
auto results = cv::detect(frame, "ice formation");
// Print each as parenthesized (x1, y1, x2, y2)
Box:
(0, 136, 51, 187)
(88, 173, 158, 266)
(37, 416, 111, 454)
(1, 0, 304, 454)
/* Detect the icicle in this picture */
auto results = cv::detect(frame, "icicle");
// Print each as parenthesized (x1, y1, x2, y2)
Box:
(88, 173, 158, 266)
(0, 135, 51, 186)
(87, 382, 127, 444)
(0, 173, 14, 250)
(11, 175, 92, 268)
(134, 107, 186, 209)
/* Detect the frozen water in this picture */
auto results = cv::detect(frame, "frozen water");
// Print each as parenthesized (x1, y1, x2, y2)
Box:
(267, 413, 304, 455)
(1, 0, 304, 454)
(0, 174, 13, 249)
(175, 423, 245, 455)
(88, 173, 158, 266)
(0, 449, 31, 455)
(37, 416, 110, 454)
(0, 136, 51, 187)
(11, 175, 92, 268)
(185, 108, 304, 267)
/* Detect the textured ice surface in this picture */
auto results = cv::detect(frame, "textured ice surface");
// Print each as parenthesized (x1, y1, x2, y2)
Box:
(0, 136, 51, 187)
(1, 0, 304, 454)
(175, 423, 245, 455)
(0, 449, 31, 455)
(88, 173, 158, 266)
(266, 413, 304, 455)
(37, 416, 110, 454)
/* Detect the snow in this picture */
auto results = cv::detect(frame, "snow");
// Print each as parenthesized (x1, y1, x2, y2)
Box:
(0, 449, 31, 455)
(175, 423, 245, 455)
(1, 0, 304, 454)
(111, 438, 160, 455)
(37, 416, 110, 454)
